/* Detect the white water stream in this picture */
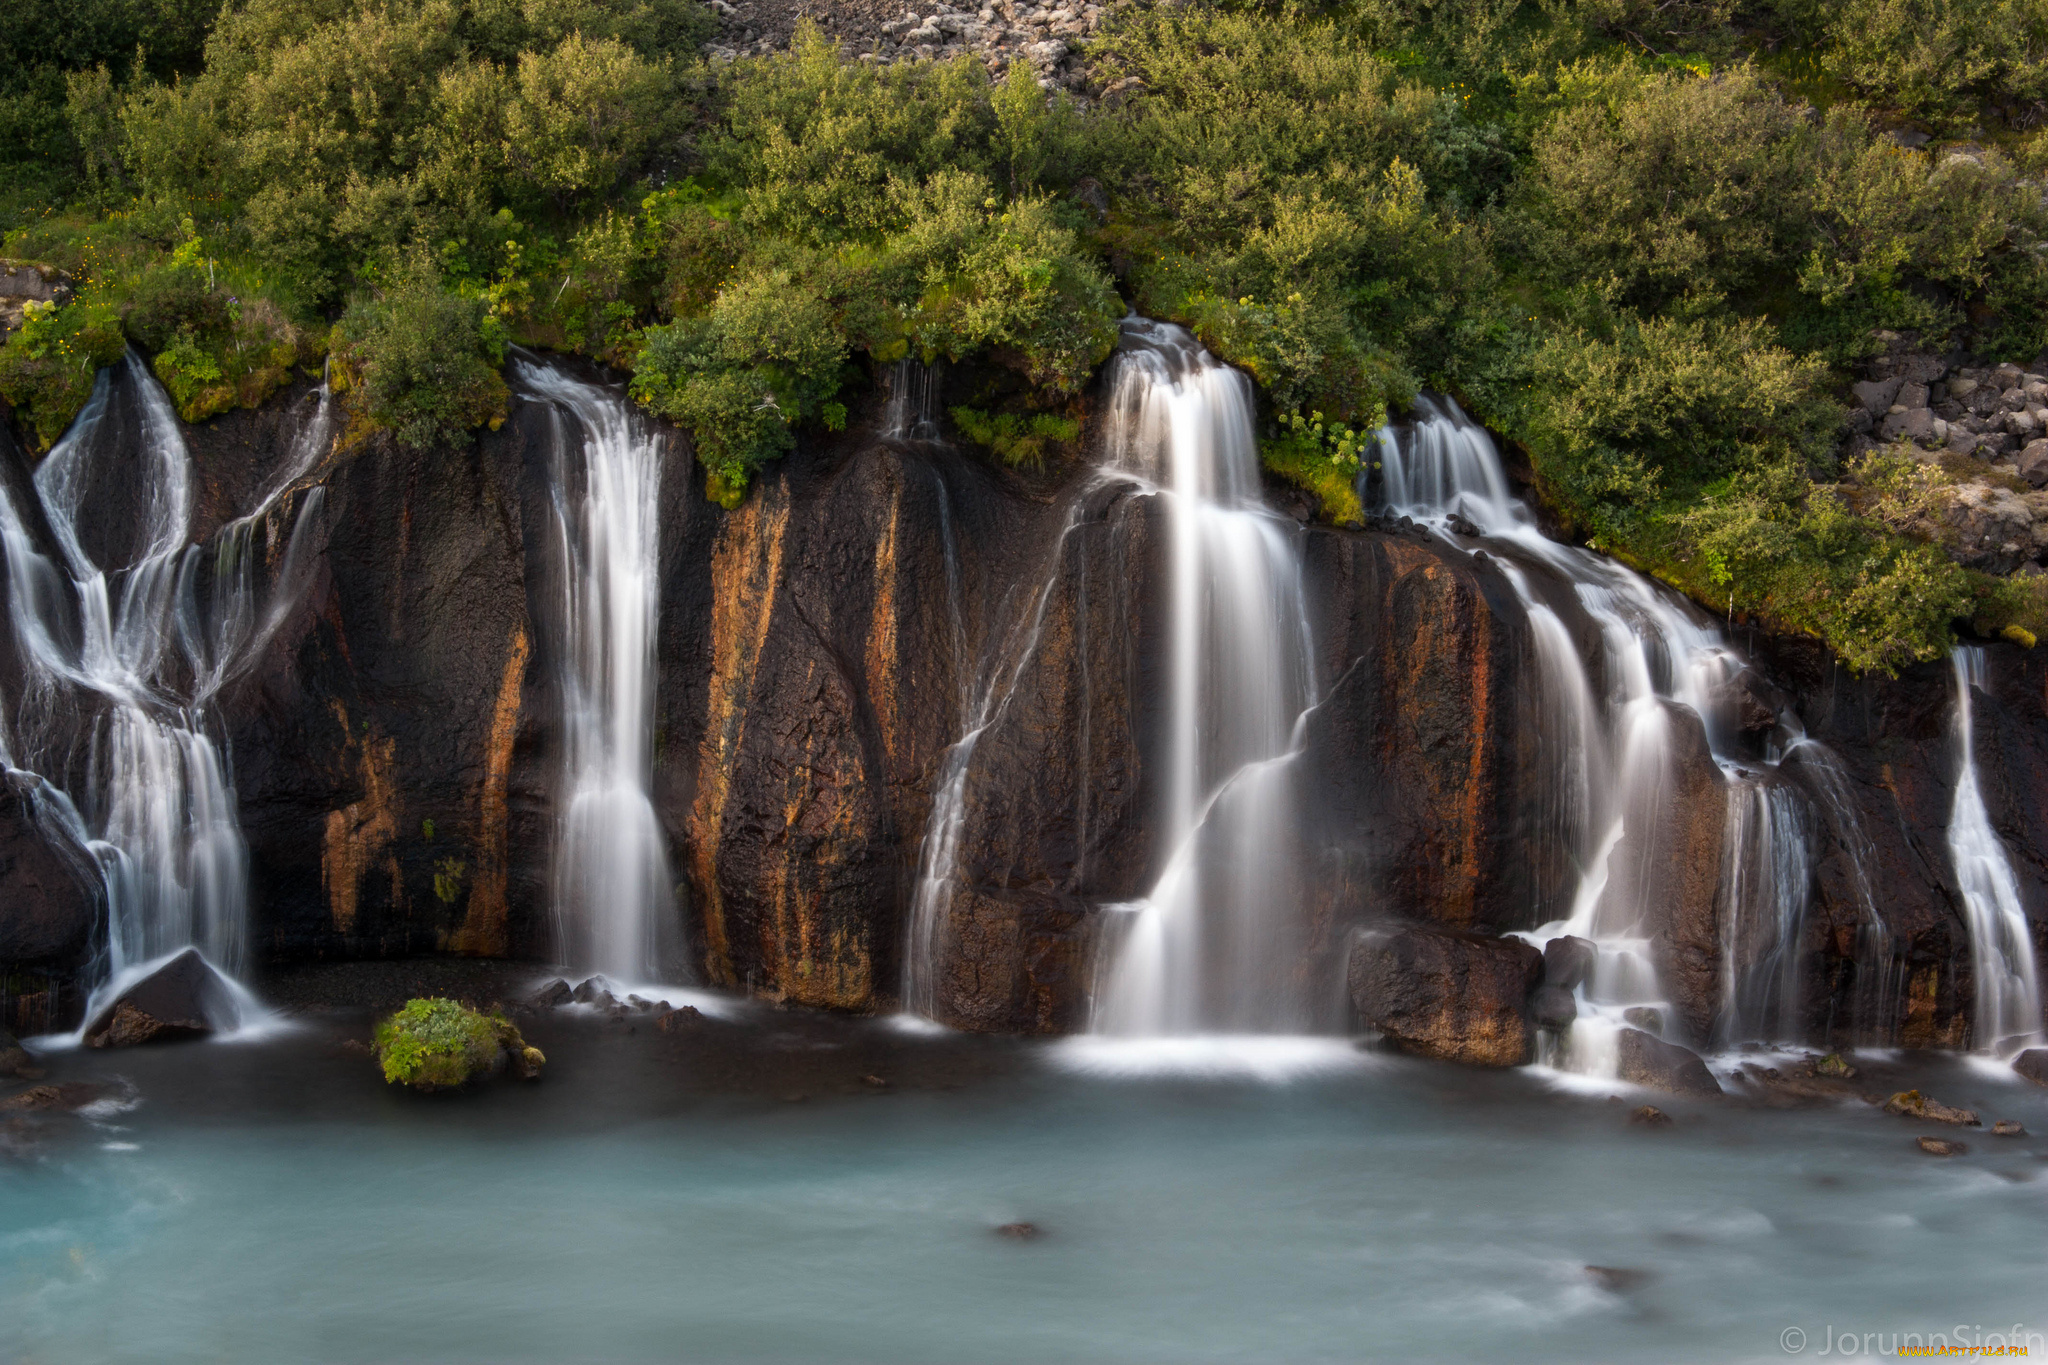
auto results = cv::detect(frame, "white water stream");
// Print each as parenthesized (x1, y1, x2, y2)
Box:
(1088, 321, 1316, 1035)
(1945, 646, 2044, 1055)
(0, 354, 329, 1031)
(517, 359, 677, 985)
(1379, 397, 1890, 1066)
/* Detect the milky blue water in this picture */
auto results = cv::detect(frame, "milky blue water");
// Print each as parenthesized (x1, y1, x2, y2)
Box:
(3, 1014, 2044, 1364)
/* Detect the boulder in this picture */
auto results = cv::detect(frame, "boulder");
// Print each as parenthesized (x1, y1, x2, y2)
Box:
(2018, 439, 2048, 488)
(1615, 1027, 1722, 1096)
(529, 978, 572, 1008)
(1530, 984, 1578, 1030)
(372, 997, 542, 1090)
(1852, 378, 1903, 414)
(1347, 926, 1542, 1067)
(2015, 1048, 2048, 1086)
(1879, 407, 1937, 444)
(1623, 1006, 1665, 1034)
(0, 1081, 113, 1113)
(0, 1027, 30, 1077)
(1542, 935, 1597, 991)
(83, 950, 237, 1048)
(655, 1004, 704, 1032)
(1883, 1089, 1980, 1125)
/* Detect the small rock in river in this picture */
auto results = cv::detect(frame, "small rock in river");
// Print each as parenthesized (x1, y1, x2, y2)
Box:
(1585, 1265, 1652, 1293)
(1883, 1090, 1980, 1126)
(1622, 1006, 1664, 1034)
(656, 1005, 704, 1032)
(1917, 1136, 1966, 1156)
(996, 1222, 1043, 1239)
(530, 978, 572, 1009)
(1628, 1105, 1672, 1127)
(1993, 1119, 2026, 1137)
(1814, 1052, 1857, 1079)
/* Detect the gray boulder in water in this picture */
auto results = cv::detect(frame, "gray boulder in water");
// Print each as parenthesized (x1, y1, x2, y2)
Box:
(2013, 1048, 2048, 1087)
(83, 950, 237, 1048)
(1616, 1028, 1722, 1097)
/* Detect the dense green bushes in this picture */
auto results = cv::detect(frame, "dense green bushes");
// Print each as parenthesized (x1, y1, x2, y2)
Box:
(0, 295, 126, 449)
(9, 0, 2048, 669)
(331, 259, 509, 450)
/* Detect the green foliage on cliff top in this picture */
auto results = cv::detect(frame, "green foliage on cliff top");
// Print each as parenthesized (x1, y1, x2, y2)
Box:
(8, 0, 2048, 667)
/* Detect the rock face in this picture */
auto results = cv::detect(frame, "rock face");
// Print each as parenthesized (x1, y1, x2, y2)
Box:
(0, 350, 2034, 1052)
(83, 949, 237, 1047)
(1347, 926, 1543, 1066)
(1614, 1028, 1722, 1097)
(1757, 635, 1991, 1049)
(0, 778, 97, 965)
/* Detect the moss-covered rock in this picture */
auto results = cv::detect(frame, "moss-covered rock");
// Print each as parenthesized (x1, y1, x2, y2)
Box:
(372, 997, 544, 1091)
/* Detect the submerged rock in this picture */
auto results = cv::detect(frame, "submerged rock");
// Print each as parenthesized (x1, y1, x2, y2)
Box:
(1615, 1028, 1722, 1097)
(83, 949, 236, 1048)
(2014, 1049, 2048, 1086)
(1585, 1265, 1653, 1292)
(1347, 926, 1542, 1067)
(1993, 1119, 2027, 1136)
(1882, 1090, 1979, 1126)
(0, 1081, 114, 1113)
(1628, 1105, 1673, 1127)
(995, 1222, 1043, 1240)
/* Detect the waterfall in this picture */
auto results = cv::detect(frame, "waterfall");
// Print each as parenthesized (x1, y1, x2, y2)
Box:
(1945, 646, 2044, 1055)
(883, 359, 944, 442)
(515, 358, 677, 984)
(1379, 397, 1891, 1059)
(0, 354, 330, 1027)
(901, 487, 1094, 1021)
(1089, 320, 1317, 1035)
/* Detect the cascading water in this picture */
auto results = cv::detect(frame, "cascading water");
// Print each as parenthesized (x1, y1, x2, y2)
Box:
(1945, 646, 2044, 1055)
(1088, 320, 1317, 1035)
(901, 488, 1093, 1022)
(1378, 397, 1891, 1063)
(515, 357, 677, 984)
(883, 359, 944, 442)
(0, 354, 330, 1028)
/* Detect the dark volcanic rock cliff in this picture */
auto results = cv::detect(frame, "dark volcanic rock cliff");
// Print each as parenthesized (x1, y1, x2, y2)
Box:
(0, 357, 2037, 1050)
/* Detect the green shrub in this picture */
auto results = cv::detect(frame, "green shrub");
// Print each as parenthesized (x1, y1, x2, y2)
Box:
(1518, 312, 1839, 539)
(0, 295, 126, 449)
(950, 405, 1080, 468)
(1820, 0, 2048, 126)
(372, 996, 542, 1090)
(332, 259, 509, 450)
